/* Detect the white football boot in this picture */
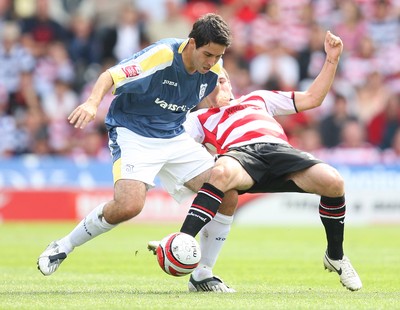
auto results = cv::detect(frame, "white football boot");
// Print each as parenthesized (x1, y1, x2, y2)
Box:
(323, 252, 362, 291)
(147, 241, 159, 255)
(37, 241, 67, 276)
(188, 275, 236, 293)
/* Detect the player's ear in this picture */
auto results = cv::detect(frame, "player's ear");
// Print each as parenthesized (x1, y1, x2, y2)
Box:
(188, 38, 196, 48)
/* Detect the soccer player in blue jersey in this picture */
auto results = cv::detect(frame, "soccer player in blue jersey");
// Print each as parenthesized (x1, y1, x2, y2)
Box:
(37, 14, 234, 288)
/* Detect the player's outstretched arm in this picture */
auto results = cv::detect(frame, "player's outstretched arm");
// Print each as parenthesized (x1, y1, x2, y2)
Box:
(295, 31, 343, 112)
(68, 71, 114, 129)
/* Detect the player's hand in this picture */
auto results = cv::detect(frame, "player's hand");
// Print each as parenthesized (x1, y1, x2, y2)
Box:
(68, 101, 98, 129)
(324, 31, 343, 63)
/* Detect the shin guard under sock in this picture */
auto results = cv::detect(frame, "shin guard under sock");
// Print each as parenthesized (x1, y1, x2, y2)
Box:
(180, 183, 224, 237)
(319, 195, 346, 260)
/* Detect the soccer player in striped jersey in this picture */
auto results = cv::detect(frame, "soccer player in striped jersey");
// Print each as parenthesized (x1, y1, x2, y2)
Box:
(180, 31, 362, 292)
(37, 14, 234, 281)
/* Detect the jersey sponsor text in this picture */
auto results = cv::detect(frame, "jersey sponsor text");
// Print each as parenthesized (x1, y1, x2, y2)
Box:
(155, 98, 190, 112)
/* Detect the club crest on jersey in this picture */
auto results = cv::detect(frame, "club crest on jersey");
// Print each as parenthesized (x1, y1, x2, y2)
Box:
(121, 64, 142, 78)
(125, 164, 135, 173)
(199, 84, 207, 100)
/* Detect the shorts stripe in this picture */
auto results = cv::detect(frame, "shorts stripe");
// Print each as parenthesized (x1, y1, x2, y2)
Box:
(112, 158, 122, 184)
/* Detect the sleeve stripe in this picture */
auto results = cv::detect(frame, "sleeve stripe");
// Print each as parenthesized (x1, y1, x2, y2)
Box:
(109, 44, 174, 91)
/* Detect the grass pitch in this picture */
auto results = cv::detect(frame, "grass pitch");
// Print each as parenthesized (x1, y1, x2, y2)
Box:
(0, 222, 399, 309)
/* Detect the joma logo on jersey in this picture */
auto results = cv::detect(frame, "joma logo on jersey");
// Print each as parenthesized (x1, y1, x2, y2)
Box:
(155, 98, 188, 112)
(162, 79, 178, 87)
(199, 83, 208, 100)
(121, 64, 141, 78)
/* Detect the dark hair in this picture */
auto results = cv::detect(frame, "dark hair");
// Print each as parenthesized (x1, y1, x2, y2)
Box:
(188, 13, 231, 49)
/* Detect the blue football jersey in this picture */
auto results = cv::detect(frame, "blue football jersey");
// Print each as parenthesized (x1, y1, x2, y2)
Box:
(106, 38, 222, 138)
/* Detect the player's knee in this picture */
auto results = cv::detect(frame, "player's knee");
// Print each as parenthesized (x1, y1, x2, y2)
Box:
(210, 164, 233, 187)
(125, 201, 144, 219)
(113, 200, 144, 222)
(324, 168, 345, 196)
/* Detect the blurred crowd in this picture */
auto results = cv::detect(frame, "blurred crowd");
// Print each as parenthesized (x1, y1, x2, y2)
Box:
(1, 0, 400, 165)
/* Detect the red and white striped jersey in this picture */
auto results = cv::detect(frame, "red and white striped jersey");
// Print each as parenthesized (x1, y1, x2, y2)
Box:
(184, 90, 297, 154)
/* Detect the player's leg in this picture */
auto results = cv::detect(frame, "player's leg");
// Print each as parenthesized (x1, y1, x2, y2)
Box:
(189, 189, 237, 292)
(181, 155, 253, 237)
(182, 157, 248, 292)
(60, 179, 147, 251)
(289, 163, 344, 198)
(289, 163, 362, 291)
(289, 163, 345, 259)
(38, 127, 161, 276)
(37, 179, 147, 276)
(196, 190, 237, 277)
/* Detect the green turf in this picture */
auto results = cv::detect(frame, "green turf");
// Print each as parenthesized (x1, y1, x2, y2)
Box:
(0, 222, 399, 309)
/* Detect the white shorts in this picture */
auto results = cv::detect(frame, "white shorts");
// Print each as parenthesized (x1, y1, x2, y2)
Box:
(109, 127, 214, 203)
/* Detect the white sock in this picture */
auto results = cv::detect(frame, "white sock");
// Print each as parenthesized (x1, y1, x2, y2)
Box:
(192, 212, 233, 281)
(57, 202, 116, 254)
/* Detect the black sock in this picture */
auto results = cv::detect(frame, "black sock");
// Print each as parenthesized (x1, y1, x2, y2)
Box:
(180, 183, 224, 237)
(319, 195, 346, 260)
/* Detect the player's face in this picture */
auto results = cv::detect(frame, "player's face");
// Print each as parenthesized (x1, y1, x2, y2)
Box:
(190, 41, 226, 74)
(214, 71, 232, 107)
(205, 70, 232, 108)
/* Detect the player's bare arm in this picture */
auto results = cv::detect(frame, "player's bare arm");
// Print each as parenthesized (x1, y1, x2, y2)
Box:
(68, 71, 114, 129)
(295, 31, 343, 112)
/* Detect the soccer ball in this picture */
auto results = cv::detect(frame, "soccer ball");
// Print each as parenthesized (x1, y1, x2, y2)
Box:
(156, 232, 201, 277)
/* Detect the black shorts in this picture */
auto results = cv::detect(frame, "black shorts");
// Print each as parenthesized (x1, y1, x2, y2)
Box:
(221, 143, 323, 194)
